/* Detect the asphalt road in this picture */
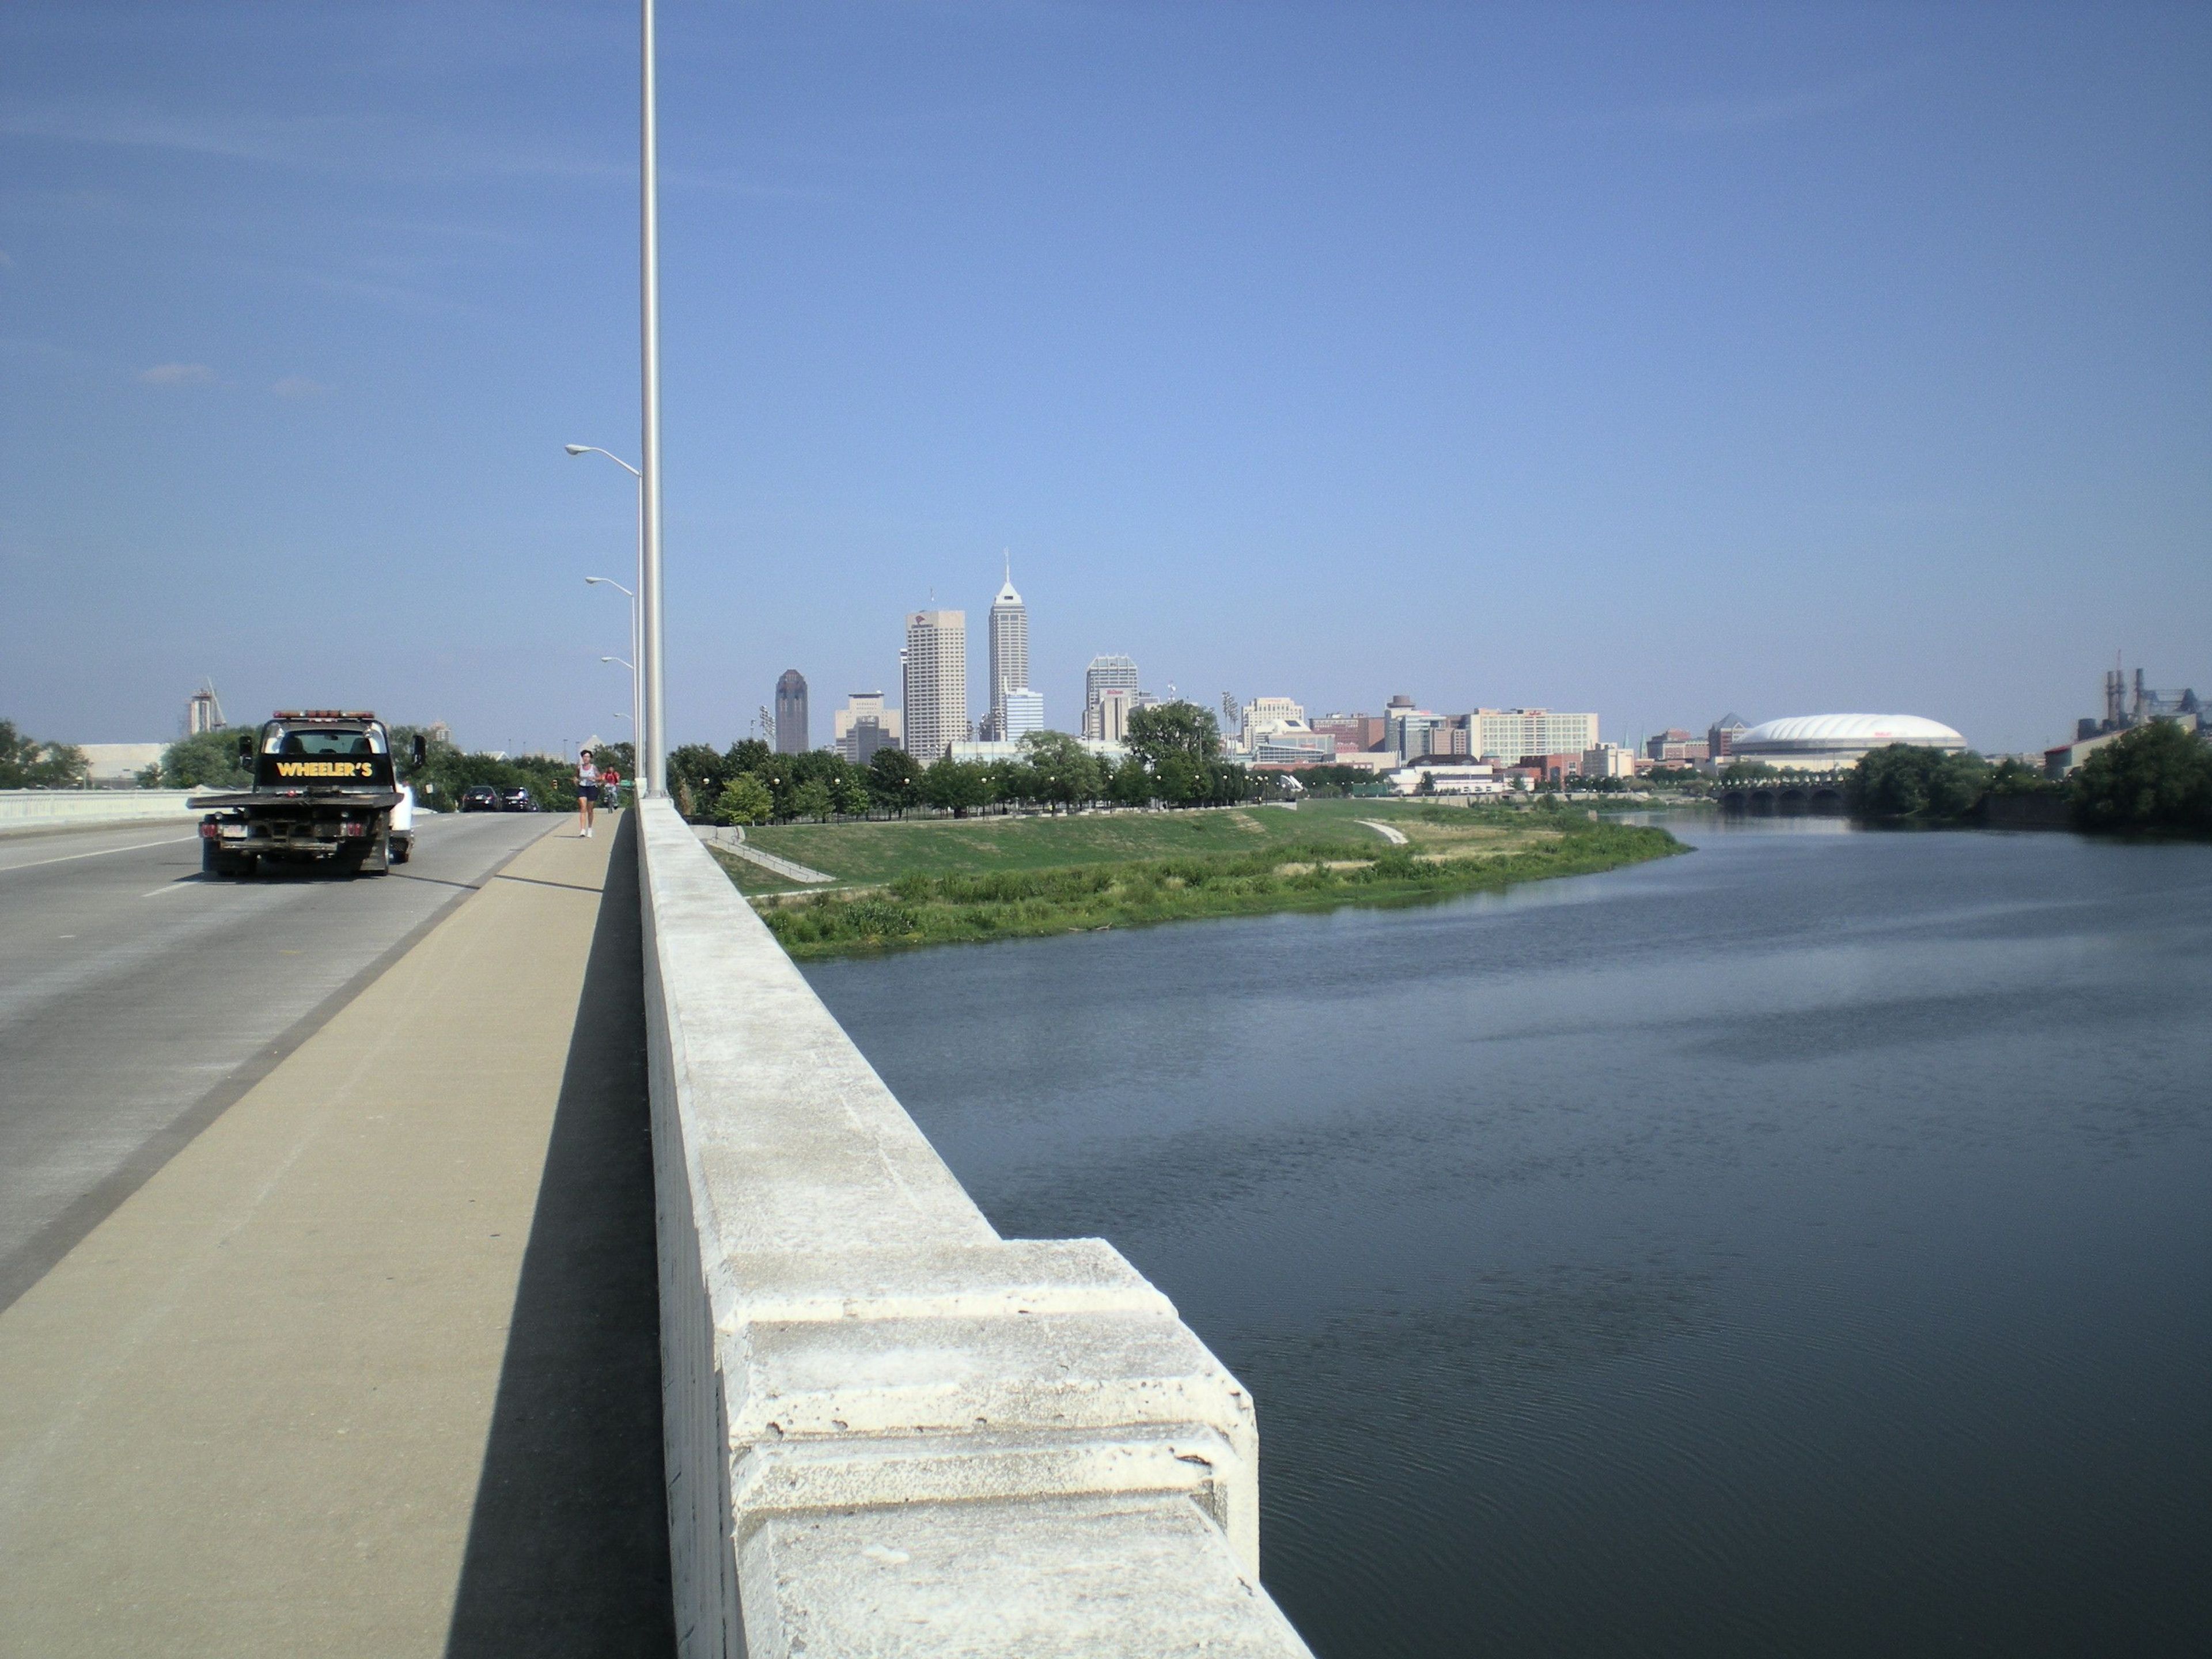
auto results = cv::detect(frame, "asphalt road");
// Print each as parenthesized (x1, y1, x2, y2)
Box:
(0, 810, 560, 1309)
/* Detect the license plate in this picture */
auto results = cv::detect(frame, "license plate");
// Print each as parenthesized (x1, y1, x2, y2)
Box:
(219, 825, 247, 839)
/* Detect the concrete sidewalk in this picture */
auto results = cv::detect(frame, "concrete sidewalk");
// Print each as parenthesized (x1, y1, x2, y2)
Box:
(0, 815, 672, 1657)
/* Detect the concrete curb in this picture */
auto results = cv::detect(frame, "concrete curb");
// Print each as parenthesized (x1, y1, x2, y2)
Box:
(637, 800, 1312, 1658)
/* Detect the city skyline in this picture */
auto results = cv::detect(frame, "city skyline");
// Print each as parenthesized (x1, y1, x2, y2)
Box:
(3, 4, 2205, 759)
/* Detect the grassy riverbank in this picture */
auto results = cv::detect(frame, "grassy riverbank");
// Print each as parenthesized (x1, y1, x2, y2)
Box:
(719, 801, 1684, 958)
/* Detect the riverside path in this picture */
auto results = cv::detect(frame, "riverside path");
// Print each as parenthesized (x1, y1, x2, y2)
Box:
(0, 812, 673, 1657)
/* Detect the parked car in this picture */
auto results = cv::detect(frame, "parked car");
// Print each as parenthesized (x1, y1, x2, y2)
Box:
(459, 784, 499, 813)
(498, 785, 536, 812)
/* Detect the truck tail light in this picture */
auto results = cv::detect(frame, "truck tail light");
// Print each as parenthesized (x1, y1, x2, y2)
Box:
(199, 821, 218, 839)
(340, 820, 366, 838)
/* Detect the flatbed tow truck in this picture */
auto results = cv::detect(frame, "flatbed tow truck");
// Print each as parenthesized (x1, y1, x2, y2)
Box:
(190, 710, 424, 879)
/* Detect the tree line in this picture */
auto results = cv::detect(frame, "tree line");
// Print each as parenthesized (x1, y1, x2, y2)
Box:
(670, 701, 1260, 825)
(0, 720, 90, 789)
(1846, 725, 2211, 835)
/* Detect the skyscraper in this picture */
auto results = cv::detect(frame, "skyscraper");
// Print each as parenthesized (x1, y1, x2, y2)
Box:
(1082, 654, 1139, 738)
(986, 559, 1029, 743)
(902, 609, 967, 762)
(774, 669, 809, 753)
(1001, 687, 1044, 740)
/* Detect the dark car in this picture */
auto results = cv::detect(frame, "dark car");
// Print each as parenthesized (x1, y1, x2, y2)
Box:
(459, 784, 499, 813)
(498, 785, 537, 812)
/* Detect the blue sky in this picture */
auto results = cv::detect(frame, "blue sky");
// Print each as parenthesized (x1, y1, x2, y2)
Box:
(3, 1, 2206, 756)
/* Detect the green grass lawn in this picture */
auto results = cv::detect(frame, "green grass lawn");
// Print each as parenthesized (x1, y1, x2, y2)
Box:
(723, 802, 1685, 958)
(729, 802, 1394, 890)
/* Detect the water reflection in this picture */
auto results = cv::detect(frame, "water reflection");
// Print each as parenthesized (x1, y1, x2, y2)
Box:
(807, 822, 2212, 1658)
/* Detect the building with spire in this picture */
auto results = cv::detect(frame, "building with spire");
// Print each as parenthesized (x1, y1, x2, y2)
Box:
(985, 558, 1031, 741)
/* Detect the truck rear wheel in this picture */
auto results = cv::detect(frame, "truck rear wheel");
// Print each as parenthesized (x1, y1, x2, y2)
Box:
(202, 842, 253, 880)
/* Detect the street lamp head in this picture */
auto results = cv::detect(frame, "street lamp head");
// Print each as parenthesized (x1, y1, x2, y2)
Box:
(564, 444, 589, 456)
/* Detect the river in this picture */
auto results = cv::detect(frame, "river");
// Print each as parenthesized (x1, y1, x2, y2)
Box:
(804, 819, 2212, 1657)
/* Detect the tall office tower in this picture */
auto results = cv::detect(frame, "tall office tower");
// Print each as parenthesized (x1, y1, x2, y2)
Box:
(986, 561, 1029, 743)
(902, 609, 968, 762)
(1082, 654, 1139, 737)
(1001, 687, 1045, 740)
(774, 669, 809, 753)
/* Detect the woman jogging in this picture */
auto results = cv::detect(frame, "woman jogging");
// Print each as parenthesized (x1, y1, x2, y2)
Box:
(575, 748, 600, 838)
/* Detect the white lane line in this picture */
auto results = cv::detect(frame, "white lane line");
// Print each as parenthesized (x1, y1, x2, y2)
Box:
(0, 835, 198, 874)
(143, 880, 207, 898)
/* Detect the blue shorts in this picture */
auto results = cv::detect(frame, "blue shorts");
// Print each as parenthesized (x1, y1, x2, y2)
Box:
(576, 783, 597, 801)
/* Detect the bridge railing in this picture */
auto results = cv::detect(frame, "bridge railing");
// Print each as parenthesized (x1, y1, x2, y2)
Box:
(635, 799, 1312, 1658)
(0, 789, 199, 832)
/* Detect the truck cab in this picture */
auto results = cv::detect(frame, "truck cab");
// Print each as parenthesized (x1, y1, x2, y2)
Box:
(191, 711, 423, 878)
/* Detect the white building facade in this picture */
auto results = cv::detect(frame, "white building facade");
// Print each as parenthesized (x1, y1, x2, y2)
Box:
(1471, 709, 1601, 762)
(902, 610, 968, 763)
(1240, 697, 1305, 745)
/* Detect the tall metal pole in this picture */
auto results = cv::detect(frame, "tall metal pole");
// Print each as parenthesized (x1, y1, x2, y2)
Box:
(629, 490, 643, 781)
(639, 0, 666, 797)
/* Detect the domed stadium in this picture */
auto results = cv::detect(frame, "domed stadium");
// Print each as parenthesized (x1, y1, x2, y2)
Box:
(1733, 714, 1966, 772)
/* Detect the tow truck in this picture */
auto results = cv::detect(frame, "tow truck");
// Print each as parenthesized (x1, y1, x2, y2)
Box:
(191, 710, 425, 879)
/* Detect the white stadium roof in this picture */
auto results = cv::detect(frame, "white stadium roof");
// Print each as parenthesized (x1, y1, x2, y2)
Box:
(1736, 714, 1965, 756)
(1740, 714, 1964, 746)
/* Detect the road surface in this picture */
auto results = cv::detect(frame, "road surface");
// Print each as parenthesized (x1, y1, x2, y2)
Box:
(0, 810, 558, 1308)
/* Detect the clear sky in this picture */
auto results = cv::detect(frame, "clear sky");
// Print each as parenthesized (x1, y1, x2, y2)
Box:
(3, 1, 2206, 757)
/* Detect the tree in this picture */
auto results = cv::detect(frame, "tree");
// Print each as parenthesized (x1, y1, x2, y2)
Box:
(669, 744, 733, 816)
(1985, 756, 2054, 797)
(1125, 700, 1221, 768)
(1847, 744, 1990, 821)
(0, 719, 90, 789)
(728, 737, 771, 776)
(787, 778, 835, 821)
(1108, 753, 1153, 808)
(832, 775, 872, 819)
(157, 727, 253, 790)
(1018, 730, 1103, 810)
(867, 747, 923, 815)
(921, 757, 991, 817)
(715, 773, 774, 826)
(2070, 721, 2212, 834)
(1153, 751, 1204, 806)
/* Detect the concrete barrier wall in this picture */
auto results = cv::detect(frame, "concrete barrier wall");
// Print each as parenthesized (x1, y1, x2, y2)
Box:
(0, 790, 199, 832)
(636, 800, 1312, 1658)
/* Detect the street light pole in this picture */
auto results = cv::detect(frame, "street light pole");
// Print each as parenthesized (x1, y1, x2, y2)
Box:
(569, 450, 645, 772)
(584, 574, 639, 774)
(639, 0, 666, 799)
